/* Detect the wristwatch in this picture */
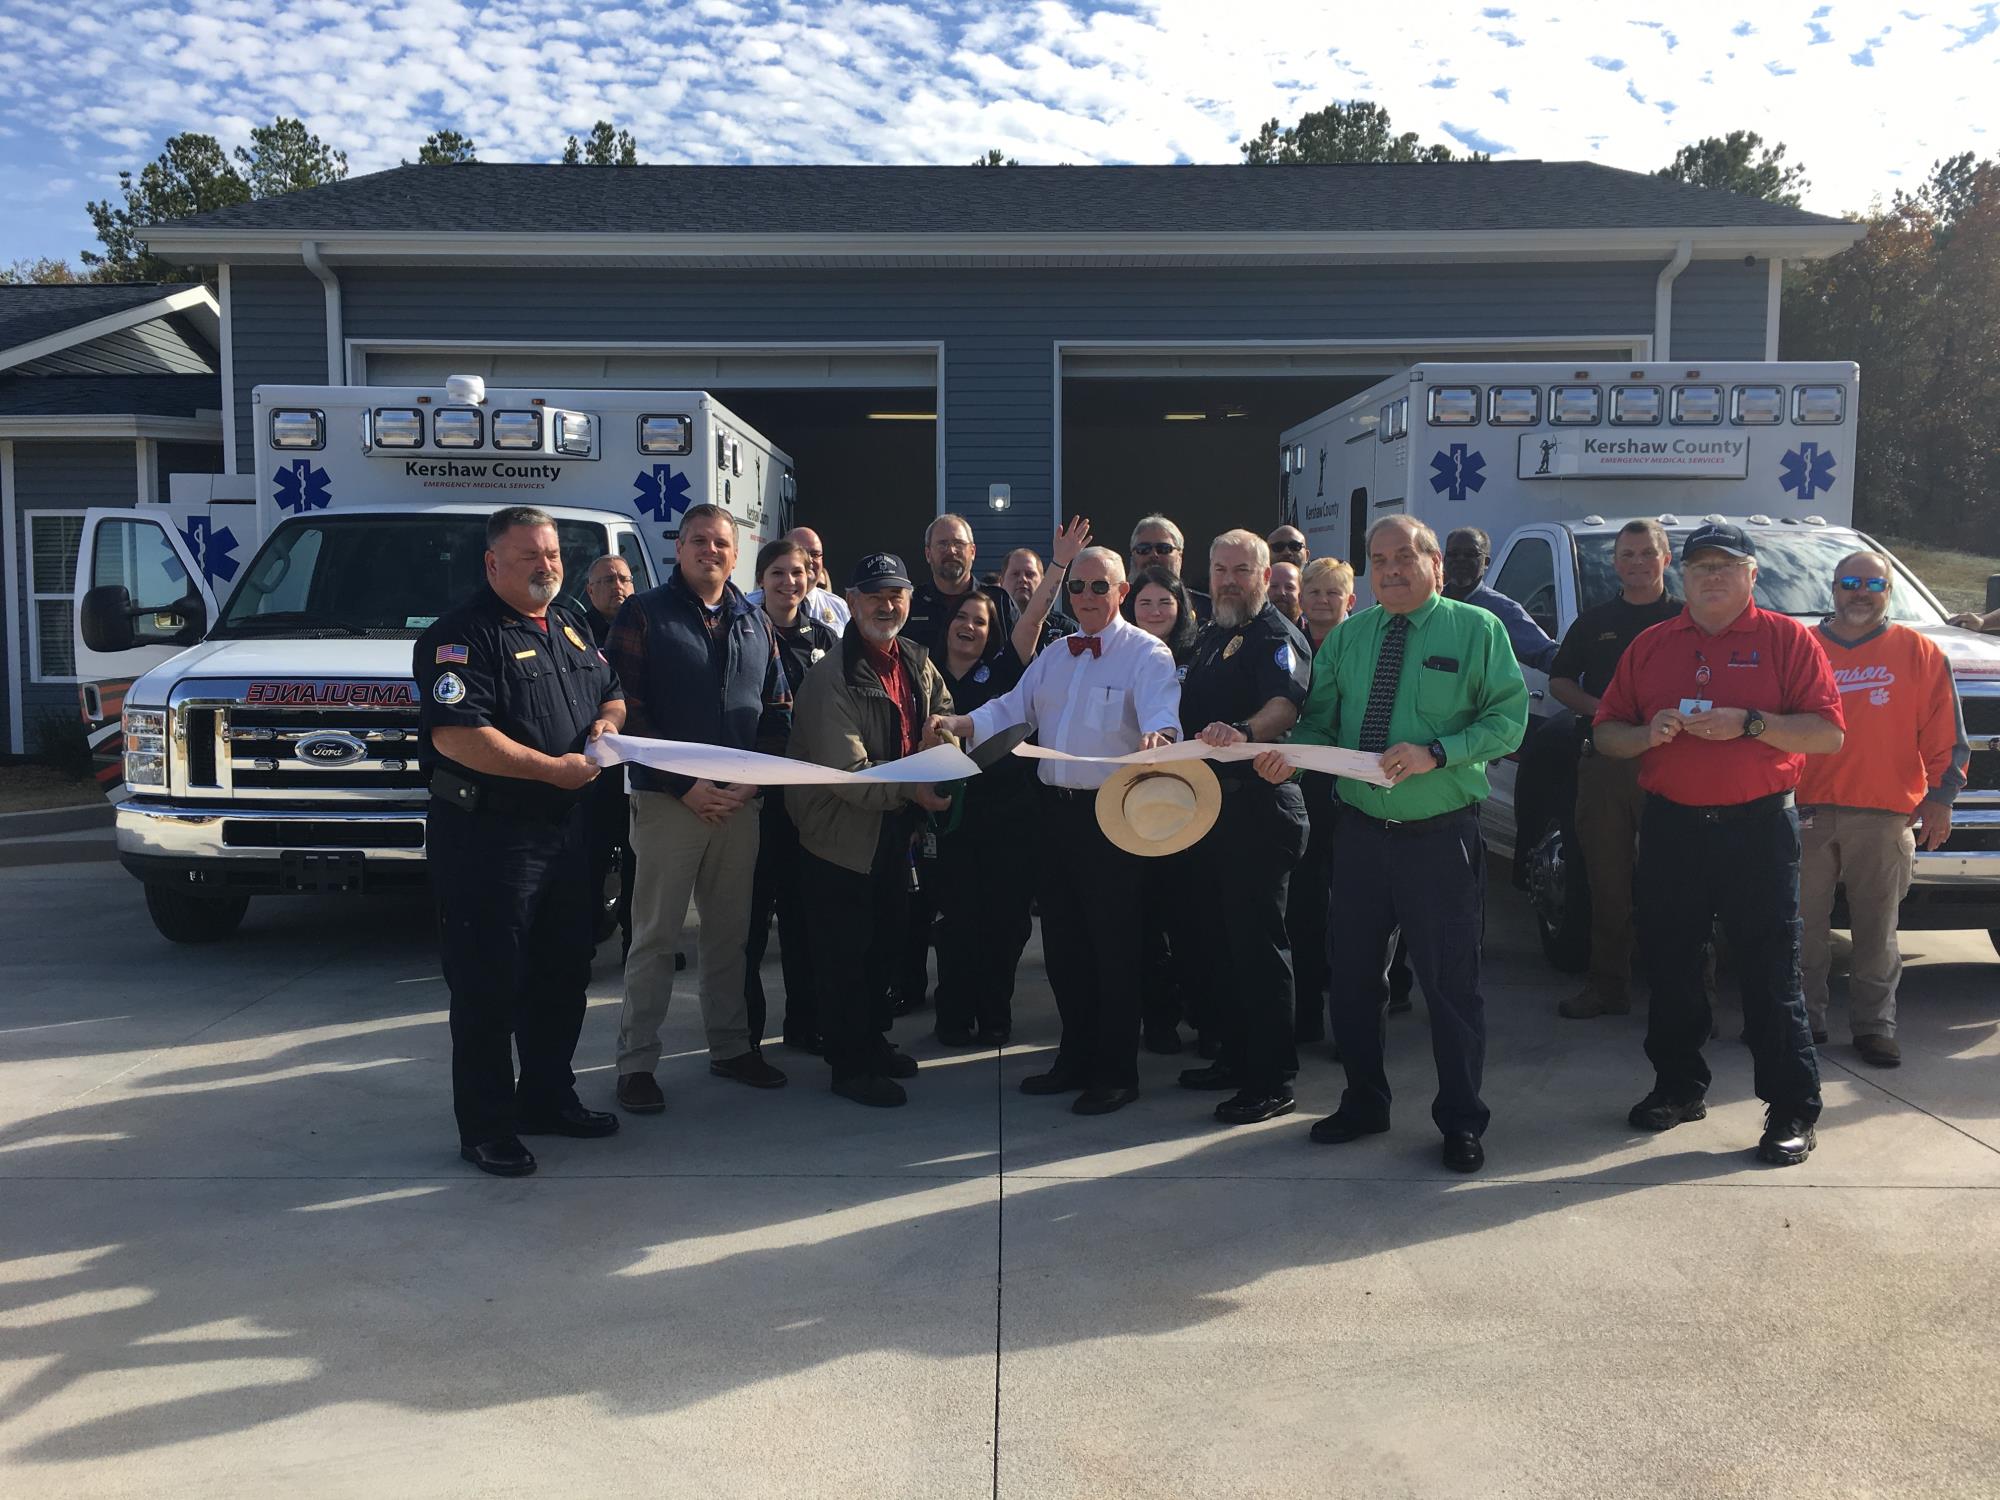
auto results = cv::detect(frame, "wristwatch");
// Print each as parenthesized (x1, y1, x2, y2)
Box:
(1230, 720, 1253, 740)
(1427, 739, 1448, 767)
(1743, 709, 1768, 739)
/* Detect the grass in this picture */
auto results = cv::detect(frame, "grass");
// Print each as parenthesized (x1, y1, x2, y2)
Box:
(1878, 535, 2000, 616)
(0, 765, 107, 815)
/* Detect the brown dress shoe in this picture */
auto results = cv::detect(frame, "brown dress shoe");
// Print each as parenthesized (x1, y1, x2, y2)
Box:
(616, 1072, 666, 1114)
(1854, 1033, 1901, 1067)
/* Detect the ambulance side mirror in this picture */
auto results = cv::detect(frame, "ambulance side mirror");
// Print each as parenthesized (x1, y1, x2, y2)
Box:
(80, 584, 207, 651)
(80, 586, 137, 652)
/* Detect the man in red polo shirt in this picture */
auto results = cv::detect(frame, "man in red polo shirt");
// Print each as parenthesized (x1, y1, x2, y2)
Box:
(1594, 522, 1845, 1166)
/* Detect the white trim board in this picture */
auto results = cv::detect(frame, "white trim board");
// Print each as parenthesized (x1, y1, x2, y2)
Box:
(0, 287, 220, 375)
(0, 416, 224, 441)
(1, 441, 18, 753)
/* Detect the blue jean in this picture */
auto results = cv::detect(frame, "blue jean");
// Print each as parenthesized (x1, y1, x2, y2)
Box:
(1637, 794, 1822, 1121)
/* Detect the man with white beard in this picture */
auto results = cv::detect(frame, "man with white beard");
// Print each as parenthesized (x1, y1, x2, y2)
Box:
(1173, 528, 1314, 1124)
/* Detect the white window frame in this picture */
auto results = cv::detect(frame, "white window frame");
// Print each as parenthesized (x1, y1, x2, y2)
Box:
(24, 509, 86, 683)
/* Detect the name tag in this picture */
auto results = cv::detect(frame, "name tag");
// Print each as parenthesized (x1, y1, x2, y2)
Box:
(1679, 697, 1713, 715)
(514, 649, 539, 660)
(1423, 656, 1460, 673)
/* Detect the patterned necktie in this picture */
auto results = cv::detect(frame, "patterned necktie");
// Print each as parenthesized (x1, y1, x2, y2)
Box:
(1358, 615, 1410, 754)
(1067, 635, 1102, 659)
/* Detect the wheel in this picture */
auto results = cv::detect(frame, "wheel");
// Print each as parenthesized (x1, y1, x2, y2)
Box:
(144, 883, 249, 944)
(1525, 820, 1591, 974)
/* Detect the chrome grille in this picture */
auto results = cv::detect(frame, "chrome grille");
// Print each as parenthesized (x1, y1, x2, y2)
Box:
(223, 708, 425, 794)
(1963, 693, 2000, 795)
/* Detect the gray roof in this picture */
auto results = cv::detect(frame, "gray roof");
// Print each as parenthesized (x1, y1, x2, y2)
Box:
(150, 162, 1849, 237)
(0, 283, 202, 352)
(0, 373, 220, 419)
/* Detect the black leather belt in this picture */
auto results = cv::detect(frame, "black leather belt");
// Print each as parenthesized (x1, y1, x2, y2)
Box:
(1648, 790, 1795, 823)
(1344, 803, 1479, 834)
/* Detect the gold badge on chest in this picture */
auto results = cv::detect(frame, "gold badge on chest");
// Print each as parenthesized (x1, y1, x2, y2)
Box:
(1221, 634, 1244, 660)
(563, 623, 586, 650)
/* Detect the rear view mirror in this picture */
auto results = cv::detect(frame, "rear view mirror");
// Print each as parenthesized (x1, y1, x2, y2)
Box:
(80, 585, 136, 652)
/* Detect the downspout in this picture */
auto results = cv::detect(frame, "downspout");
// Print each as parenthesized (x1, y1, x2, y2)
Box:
(300, 240, 344, 384)
(1653, 238, 1693, 361)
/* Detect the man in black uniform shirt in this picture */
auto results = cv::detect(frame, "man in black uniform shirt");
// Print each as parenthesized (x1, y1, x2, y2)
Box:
(1546, 518, 1683, 1020)
(1174, 528, 1313, 1123)
(415, 507, 626, 1178)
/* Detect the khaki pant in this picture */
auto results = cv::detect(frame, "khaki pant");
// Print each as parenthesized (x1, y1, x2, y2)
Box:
(1800, 805, 1915, 1039)
(616, 788, 761, 1075)
(1575, 750, 1646, 1006)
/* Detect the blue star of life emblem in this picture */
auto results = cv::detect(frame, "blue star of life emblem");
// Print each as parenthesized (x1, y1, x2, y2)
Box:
(1779, 442, 1837, 501)
(1429, 444, 1487, 503)
(273, 458, 332, 514)
(632, 464, 693, 522)
(178, 515, 241, 583)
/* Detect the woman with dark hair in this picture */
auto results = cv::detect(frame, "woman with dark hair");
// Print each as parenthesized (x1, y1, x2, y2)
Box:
(1122, 561, 1204, 1054)
(745, 536, 840, 1054)
(930, 590, 1034, 1047)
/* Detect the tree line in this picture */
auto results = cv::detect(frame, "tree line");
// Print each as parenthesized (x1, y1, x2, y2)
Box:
(9, 101, 1993, 547)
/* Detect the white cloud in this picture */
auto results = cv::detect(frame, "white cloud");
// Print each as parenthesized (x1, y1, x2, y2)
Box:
(0, 0, 1994, 263)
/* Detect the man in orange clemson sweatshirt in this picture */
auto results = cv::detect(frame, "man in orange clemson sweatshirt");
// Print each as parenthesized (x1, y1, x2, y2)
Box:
(1797, 551, 1968, 1068)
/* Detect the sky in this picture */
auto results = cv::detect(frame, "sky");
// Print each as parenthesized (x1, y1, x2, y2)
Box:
(0, 0, 1994, 268)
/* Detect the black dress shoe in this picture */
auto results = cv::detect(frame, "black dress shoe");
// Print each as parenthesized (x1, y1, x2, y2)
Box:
(1215, 1089, 1296, 1125)
(1756, 1108, 1816, 1166)
(1195, 1036, 1223, 1060)
(615, 1073, 666, 1114)
(1442, 1131, 1485, 1173)
(974, 1025, 1012, 1047)
(460, 1137, 536, 1177)
(1072, 1086, 1140, 1116)
(1627, 1089, 1707, 1132)
(875, 1047, 919, 1079)
(711, 1051, 789, 1089)
(1177, 1062, 1240, 1092)
(891, 989, 929, 1018)
(517, 1103, 620, 1138)
(1020, 1068, 1085, 1096)
(1142, 1023, 1184, 1055)
(783, 1031, 824, 1056)
(1309, 1111, 1389, 1145)
(935, 1025, 980, 1048)
(833, 1074, 907, 1108)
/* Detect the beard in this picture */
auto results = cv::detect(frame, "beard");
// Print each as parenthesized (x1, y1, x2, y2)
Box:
(1212, 586, 1267, 630)
(856, 616, 903, 645)
(933, 555, 970, 587)
(527, 574, 561, 605)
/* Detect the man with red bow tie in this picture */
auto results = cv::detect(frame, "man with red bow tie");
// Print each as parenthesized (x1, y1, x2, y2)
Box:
(930, 542, 1181, 1115)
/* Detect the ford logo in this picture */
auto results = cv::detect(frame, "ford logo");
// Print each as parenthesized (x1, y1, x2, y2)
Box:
(294, 731, 368, 767)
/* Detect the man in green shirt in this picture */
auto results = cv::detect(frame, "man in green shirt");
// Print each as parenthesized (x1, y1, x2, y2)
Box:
(1256, 514, 1528, 1172)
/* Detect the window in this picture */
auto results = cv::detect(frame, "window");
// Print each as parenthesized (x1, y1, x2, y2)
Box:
(1348, 488, 1369, 576)
(617, 529, 654, 588)
(27, 512, 87, 680)
(90, 515, 192, 604)
(1492, 535, 1558, 640)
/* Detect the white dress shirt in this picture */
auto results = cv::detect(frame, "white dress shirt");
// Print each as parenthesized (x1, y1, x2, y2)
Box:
(966, 613, 1180, 788)
(747, 585, 850, 630)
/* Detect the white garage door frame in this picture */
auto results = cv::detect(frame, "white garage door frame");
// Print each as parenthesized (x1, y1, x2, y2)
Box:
(1051, 334, 1652, 520)
(346, 338, 947, 515)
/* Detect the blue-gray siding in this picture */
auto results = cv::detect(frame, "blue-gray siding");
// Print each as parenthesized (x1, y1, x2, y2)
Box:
(156, 441, 225, 500)
(227, 258, 1775, 555)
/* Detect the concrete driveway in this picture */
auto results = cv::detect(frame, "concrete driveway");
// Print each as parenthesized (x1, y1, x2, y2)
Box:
(2, 856, 1996, 1498)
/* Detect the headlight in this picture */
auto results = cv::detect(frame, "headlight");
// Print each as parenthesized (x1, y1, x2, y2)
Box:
(124, 708, 167, 788)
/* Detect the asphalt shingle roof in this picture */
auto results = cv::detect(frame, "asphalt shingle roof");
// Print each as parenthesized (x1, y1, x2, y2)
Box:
(0, 283, 200, 353)
(151, 162, 1849, 237)
(0, 373, 220, 419)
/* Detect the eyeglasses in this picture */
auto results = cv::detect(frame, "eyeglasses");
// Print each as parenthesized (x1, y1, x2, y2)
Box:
(1132, 541, 1179, 556)
(1066, 578, 1112, 596)
(1685, 558, 1750, 578)
(1271, 541, 1305, 554)
(1836, 576, 1889, 593)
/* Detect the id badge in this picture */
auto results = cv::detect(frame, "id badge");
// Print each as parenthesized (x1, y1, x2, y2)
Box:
(1678, 698, 1714, 715)
(920, 827, 939, 860)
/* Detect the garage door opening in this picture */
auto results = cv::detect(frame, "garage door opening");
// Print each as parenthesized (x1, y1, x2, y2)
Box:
(1061, 376, 1372, 569)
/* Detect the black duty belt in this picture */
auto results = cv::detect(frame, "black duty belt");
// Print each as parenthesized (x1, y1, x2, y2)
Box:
(1343, 803, 1479, 835)
(1648, 789, 1795, 823)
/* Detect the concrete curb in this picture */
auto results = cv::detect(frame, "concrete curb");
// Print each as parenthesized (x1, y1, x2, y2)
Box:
(0, 802, 114, 837)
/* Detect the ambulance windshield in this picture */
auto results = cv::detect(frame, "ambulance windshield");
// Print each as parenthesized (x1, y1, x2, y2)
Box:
(213, 513, 612, 638)
(1575, 530, 1945, 625)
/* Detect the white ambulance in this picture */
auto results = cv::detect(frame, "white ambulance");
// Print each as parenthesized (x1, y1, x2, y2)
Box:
(1278, 360, 2000, 964)
(72, 378, 794, 943)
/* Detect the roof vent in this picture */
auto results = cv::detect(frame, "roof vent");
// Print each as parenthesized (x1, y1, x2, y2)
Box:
(445, 374, 487, 405)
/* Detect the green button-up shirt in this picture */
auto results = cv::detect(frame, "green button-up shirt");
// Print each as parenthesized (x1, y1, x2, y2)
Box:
(1292, 592, 1530, 820)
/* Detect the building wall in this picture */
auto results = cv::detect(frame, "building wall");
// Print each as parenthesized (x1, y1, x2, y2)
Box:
(226, 258, 1775, 556)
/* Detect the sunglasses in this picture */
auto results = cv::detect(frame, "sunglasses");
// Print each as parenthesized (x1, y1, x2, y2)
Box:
(1836, 576, 1889, 593)
(1132, 541, 1179, 556)
(1066, 578, 1112, 596)
(1271, 541, 1305, 553)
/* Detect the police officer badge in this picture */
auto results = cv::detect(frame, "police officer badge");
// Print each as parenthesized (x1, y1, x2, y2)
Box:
(563, 623, 587, 651)
(433, 672, 467, 705)
(1222, 635, 1243, 660)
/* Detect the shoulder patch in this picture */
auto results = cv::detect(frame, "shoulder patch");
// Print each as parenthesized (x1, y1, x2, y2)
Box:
(435, 644, 469, 665)
(432, 672, 467, 705)
(1274, 642, 1295, 673)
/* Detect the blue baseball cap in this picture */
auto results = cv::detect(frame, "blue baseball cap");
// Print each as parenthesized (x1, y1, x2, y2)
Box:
(847, 552, 913, 591)
(1681, 522, 1755, 560)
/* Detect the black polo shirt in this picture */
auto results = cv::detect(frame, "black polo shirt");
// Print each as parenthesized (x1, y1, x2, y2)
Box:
(1551, 593, 1684, 698)
(1179, 603, 1312, 746)
(414, 587, 621, 817)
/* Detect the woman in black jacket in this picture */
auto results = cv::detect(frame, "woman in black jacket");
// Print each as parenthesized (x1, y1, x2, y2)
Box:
(745, 537, 840, 1054)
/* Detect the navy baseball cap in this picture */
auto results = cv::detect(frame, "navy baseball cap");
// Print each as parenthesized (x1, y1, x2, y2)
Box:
(848, 551, 914, 591)
(1681, 522, 1755, 561)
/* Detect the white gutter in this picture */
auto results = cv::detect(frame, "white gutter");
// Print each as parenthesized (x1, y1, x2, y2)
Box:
(1653, 238, 1693, 362)
(299, 240, 344, 383)
(1765, 259, 1784, 360)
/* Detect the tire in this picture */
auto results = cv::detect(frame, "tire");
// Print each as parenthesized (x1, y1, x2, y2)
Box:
(1525, 819, 1591, 974)
(144, 883, 250, 944)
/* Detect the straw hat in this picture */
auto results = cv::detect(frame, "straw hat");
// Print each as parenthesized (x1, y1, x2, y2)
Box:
(1095, 759, 1222, 858)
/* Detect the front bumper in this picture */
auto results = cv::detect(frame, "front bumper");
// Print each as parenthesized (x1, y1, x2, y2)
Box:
(115, 799, 431, 895)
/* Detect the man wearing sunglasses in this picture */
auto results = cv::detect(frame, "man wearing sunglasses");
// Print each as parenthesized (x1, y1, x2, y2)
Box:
(1268, 525, 1309, 568)
(1796, 552, 1967, 1068)
(1130, 515, 1213, 623)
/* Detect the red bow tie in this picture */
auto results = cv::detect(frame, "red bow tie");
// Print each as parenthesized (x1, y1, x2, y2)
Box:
(1068, 635, 1102, 659)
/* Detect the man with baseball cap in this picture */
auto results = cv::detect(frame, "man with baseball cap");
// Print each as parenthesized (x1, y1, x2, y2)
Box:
(1593, 522, 1845, 1166)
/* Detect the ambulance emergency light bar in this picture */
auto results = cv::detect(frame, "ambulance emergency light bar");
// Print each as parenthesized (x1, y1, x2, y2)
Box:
(269, 399, 605, 460)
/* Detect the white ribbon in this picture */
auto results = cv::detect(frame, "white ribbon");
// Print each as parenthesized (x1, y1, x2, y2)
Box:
(1015, 738, 1393, 788)
(588, 732, 979, 786)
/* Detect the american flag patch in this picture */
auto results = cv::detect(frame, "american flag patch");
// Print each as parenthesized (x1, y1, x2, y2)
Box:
(435, 644, 469, 665)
